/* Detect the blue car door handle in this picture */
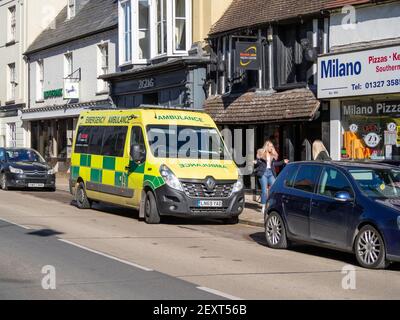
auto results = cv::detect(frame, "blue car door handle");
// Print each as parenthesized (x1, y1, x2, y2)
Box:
(311, 201, 319, 208)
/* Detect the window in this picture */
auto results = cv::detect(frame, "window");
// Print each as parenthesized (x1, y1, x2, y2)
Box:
(174, 0, 186, 51)
(156, 0, 167, 55)
(102, 127, 128, 157)
(293, 165, 321, 193)
(138, 0, 150, 60)
(36, 60, 44, 101)
(284, 165, 299, 188)
(120, 0, 132, 63)
(64, 53, 73, 79)
(68, 0, 76, 19)
(97, 43, 109, 92)
(8, 6, 16, 43)
(6, 123, 17, 148)
(0, 149, 5, 161)
(118, 0, 191, 65)
(7, 63, 16, 101)
(74, 126, 128, 157)
(131, 126, 144, 146)
(318, 168, 353, 199)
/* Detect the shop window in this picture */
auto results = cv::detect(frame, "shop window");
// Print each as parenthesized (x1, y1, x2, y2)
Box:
(341, 101, 400, 161)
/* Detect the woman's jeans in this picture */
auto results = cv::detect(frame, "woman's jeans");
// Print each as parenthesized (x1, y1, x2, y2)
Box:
(259, 169, 276, 205)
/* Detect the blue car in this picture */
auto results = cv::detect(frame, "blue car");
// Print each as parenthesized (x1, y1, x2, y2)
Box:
(265, 161, 400, 269)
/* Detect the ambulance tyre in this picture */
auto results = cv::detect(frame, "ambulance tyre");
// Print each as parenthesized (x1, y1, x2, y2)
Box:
(145, 191, 161, 224)
(76, 182, 92, 209)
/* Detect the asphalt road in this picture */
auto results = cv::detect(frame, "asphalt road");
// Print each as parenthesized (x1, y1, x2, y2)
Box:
(0, 188, 399, 300)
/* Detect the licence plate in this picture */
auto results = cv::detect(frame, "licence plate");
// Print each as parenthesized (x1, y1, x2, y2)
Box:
(28, 183, 45, 188)
(198, 200, 223, 208)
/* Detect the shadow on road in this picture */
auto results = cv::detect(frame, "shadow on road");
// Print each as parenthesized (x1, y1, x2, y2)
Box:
(27, 229, 64, 237)
(249, 232, 400, 271)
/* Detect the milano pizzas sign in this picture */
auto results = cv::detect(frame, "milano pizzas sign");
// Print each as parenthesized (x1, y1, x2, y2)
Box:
(318, 45, 400, 99)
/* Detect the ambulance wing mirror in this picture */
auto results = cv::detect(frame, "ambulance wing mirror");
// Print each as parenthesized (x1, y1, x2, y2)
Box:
(131, 144, 146, 164)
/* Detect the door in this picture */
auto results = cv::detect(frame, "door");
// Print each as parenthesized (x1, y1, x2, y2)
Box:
(283, 165, 322, 238)
(310, 167, 354, 248)
(127, 126, 146, 207)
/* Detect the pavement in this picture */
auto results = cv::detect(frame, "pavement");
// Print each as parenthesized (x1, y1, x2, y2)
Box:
(55, 174, 265, 227)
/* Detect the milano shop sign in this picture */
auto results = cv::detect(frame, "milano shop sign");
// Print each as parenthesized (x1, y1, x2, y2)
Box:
(318, 45, 400, 99)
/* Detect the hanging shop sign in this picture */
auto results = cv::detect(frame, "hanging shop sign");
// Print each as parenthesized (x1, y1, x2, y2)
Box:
(318, 45, 400, 99)
(64, 80, 80, 99)
(236, 42, 261, 71)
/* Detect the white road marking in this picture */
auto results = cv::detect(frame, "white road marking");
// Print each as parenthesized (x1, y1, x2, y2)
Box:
(59, 239, 153, 272)
(197, 286, 242, 300)
(0, 217, 31, 230)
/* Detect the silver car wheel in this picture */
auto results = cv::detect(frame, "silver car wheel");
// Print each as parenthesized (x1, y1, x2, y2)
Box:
(266, 215, 282, 245)
(357, 229, 381, 266)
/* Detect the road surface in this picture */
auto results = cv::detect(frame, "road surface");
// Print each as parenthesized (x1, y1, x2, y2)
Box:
(0, 188, 399, 300)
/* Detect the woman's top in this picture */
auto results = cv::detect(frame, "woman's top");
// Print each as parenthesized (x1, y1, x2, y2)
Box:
(316, 151, 332, 161)
(254, 157, 286, 177)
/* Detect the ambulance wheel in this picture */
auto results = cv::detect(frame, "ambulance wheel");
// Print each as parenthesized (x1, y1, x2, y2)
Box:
(145, 191, 161, 224)
(76, 182, 92, 209)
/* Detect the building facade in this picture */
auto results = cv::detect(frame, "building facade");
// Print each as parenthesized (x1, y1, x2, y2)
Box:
(23, 0, 118, 172)
(0, 0, 64, 148)
(102, 0, 233, 110)
(204, 0, 335, 188)
(319, 0, 400, 161)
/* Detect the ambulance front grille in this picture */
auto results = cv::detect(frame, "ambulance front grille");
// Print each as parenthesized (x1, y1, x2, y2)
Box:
(182, 182, 234, 198)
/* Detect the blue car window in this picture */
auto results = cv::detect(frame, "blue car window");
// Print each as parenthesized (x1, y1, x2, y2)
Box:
(0, 149, 4, 161)
(293, 165, 321, 193)
(318, 168, 353, 198)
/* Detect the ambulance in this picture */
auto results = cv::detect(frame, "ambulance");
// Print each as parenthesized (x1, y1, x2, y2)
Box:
(69, 107, 244, 224)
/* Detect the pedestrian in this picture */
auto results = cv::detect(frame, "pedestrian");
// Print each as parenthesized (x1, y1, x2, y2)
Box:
(254, 141, 289, 215)
(313, 140, 331, 161)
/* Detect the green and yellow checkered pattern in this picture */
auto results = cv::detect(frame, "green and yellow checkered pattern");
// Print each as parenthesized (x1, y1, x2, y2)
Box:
(71, 154, 165, 192)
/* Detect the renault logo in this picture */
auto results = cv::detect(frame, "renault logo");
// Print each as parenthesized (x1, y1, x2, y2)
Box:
(205, 177, 216, 191)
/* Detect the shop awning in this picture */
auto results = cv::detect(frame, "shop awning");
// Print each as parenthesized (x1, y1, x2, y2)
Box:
(204, 88, 320, 124)
(21, 100, 112, 121)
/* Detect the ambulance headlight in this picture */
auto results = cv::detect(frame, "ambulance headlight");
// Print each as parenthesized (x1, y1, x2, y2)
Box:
(160, 165, 183, 192)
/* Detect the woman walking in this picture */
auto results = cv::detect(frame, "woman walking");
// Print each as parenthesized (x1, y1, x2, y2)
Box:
(312, 140, 331, 161)
(254, 141, 289, 215)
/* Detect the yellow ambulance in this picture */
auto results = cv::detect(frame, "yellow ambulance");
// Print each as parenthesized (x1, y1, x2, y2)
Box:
(69, 107, 244, 224)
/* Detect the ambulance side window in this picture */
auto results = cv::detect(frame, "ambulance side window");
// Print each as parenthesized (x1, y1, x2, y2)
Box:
(130, 126, 145, 160)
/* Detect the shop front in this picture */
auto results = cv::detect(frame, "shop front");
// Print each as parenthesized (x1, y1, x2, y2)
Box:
(205, 88, 326, 190)
(318, 44, 400, 161)
(102, 58, 208, 110)
(21, 100, 111, 172)
(341, 100, 400, 160)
